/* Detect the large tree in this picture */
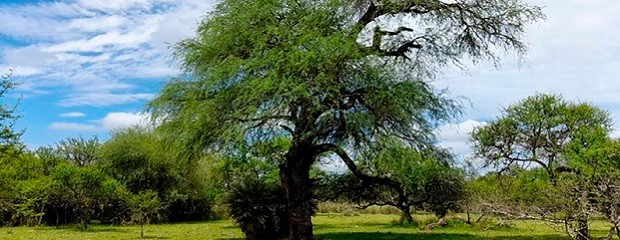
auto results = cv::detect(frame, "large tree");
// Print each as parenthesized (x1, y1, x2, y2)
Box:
(149, 0, 543, 238)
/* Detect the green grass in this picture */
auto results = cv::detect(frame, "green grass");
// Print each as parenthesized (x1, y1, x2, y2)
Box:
(0, 214, 613, 239)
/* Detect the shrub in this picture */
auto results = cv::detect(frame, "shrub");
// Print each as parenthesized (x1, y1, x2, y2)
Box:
(226, 178, 289, 240)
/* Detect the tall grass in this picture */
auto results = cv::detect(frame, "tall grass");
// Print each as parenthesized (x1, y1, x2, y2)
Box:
(317, 202, 401, 215)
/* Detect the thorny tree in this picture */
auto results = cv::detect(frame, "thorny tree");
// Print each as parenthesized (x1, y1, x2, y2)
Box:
(149, 0, 543, 239)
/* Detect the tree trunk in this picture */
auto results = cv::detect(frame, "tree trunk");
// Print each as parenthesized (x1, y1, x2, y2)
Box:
(280, 144, 314, 240)
(399, 206, 413, 224)
(576, 186, 590, 240)
(577, 217, 589, 240)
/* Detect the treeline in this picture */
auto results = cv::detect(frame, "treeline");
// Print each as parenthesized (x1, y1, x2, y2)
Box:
(0, 129, 213, 228)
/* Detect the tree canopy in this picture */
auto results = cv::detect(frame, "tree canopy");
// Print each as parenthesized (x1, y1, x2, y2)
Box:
(471, 94, 612, 179)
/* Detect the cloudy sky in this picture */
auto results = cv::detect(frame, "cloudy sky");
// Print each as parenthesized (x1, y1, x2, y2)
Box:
(1, 0, 619, 159)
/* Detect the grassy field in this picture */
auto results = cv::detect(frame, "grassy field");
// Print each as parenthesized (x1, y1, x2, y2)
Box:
(0, 214, 612, 240)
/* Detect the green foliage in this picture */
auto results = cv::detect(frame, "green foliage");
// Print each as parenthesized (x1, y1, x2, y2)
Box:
(33, 146, 65, 176)
(12, 177, 51, 227)
(49, 163, 122, 229)
(0, 151, 49, 226)
(326, 141, 466, 220)
(55, 137, 101, 166)
(471, 93, 612, 179)
(97, 128, 179, 193)
(97, 127, 212, 222)
(0, 69, 23, 155)
(149, 0, 544, 157)
(467, 169, 556, 212)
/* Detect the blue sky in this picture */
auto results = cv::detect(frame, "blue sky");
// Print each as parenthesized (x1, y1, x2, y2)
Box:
(1, 0, 620, 160)
(0, 0, 215, 148)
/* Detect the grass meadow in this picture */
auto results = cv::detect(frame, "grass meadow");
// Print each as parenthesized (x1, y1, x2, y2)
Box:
(2, 213, 614, 240)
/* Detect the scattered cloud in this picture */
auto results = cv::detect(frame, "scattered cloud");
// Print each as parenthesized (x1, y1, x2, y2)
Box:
(49, 111, 150, 132)
(436, 119, 487, 159)
(49, 122, 98, 132)
(58, 93, 155, 107)
(0, 0, 214, 107)
(60, 112, 86, 118)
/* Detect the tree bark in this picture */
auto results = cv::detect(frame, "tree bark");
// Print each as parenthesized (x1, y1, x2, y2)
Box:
(280, 143, 314, 240)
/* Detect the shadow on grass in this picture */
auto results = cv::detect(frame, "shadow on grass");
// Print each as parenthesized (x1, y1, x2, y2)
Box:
(316, 232, 568, 240)
(34, 226, 130, 233)
(313, 224, 340, 229)
(221, 225, 241, 229)
(216, 232, 568, 240)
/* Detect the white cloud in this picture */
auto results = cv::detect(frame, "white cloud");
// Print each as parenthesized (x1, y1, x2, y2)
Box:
(59, 92, 155, 107)
(99, 112, 150, 130)
(436, 119, 487, 159)
(2, 66, 43, 77)
(76, 0, 152, 12)
(68, 15, 127, 33)
(3, 46, 57, 68)
(49, 111, 151, 132)
(49, 122, 98, 131)
(60, 112, 86, 118)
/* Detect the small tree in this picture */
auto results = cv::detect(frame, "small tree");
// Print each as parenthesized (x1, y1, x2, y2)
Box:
(471, 94, 613, 240)
(12, 177, 51, 227)
(50, 163, 108, 229)
(126, 190, 163, 239)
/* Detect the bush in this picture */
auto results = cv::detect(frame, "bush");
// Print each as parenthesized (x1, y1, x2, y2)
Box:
(166, 191, 212, 222)
(98, 128, 214, 223)
(226, 178, 289, 240)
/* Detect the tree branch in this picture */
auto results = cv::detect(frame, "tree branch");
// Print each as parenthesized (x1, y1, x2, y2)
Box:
(314, 143, 403, 192)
